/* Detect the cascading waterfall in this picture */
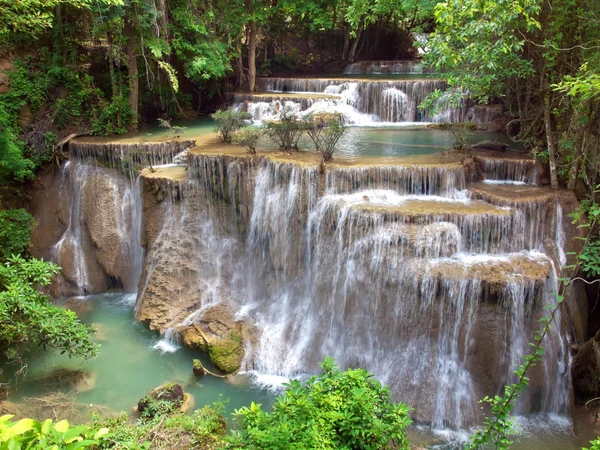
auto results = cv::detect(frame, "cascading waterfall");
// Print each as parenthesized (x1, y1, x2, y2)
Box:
(53, 161, 92, 295)
(172, 156, 569, 430)
(51, 139, 196, 295)
(234, 77, 466, 124)
(343, 60, 429, 74)
(478, 157, 538, 184)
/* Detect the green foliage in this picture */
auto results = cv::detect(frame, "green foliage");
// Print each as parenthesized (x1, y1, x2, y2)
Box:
(569, 189, 600, 277)
(91, 95, 134, 136)
(0, 209, 36, 261)
(232, 126, 263, 154)
(0, 255, 98, 370)
(424, 0, 540, 104)
(265, 112, 306, 151)
(584, 438, 600, 450)
(227, 357, 412, 450)
(0, 104, 34, 183)
(0, 415, 110, 450)
(211, 108, 252, 143)
(170, 3, 231, 86)
(93, 403, 226, 449)
(303, 113, 347, 162)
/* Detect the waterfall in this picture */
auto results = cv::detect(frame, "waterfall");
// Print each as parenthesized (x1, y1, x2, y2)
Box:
(234, 77, 465, 124)
(381, 88, 409, 122)
(343, 60, 428, 75)
(477, 157, 538, 184)
(49, 139, 196, 296)
(53, 161, 92, 295)
(168, 156, 565, 429)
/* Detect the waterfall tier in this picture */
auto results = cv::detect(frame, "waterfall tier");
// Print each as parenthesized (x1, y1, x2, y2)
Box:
(28, 133, 574, 431)
(343, 60, 432, 75)
(128, 148, 571, 429)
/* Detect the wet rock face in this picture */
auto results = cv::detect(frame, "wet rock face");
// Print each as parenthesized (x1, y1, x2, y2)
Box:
(29, 161, 142, 296)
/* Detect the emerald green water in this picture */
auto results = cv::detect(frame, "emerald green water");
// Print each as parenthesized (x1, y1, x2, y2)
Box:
(6, 293, 272, 416)
(139, 117, 521, 159)
(3, 295, 592, 449)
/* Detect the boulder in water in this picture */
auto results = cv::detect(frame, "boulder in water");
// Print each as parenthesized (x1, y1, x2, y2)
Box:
(180, 304, 256, 374)
(135, 383, 194, 418)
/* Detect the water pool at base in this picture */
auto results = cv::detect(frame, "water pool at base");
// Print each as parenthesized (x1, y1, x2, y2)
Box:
(4, 292, 596, 449)
(6, 293, 272, 416)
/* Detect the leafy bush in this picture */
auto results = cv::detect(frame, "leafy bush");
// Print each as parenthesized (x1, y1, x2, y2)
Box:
(227, 357, 412, 449)
(303, 113, 347, 162)
(232, 126, 263, 154)
(0, 104, 34, 182)
(570, 192, 600, 277)
(94, 403, 226, 449)
(0, 209, 36, 261)
(584, 438, 600, 450)
(91, 96, 134, 136)
(0, 415, 109, 449)
(0, 256, 97, 372)
(265, 112, 306, 151)
(211, 108, 252, 143)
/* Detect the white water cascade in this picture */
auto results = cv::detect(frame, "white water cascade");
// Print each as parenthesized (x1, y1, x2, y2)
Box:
(130, 152, 572, 431)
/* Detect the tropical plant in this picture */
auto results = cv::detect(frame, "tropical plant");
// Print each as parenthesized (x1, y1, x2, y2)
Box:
(264, 112, 306, 151)
(0, 415, 110, 449)
(227, 357, 412, 449)
(584, 438, 600, 450)
(211, 108, 252, 143)
(303, 113, 347, 162)
(0, 209, 37, 262)
(232, 126, 263, 154)
(0, 256, 97, 375)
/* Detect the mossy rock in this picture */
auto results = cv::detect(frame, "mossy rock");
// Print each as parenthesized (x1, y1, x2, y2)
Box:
(208, 339, 244, 374)
(193, 359, 207, 377)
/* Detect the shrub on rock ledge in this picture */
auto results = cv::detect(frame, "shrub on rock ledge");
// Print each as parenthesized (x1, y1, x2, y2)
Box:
(303, 112, 347, 162)
(211, 108, 252, 143)
(265, 111, 306, 151)
(232, 126, 263, 154)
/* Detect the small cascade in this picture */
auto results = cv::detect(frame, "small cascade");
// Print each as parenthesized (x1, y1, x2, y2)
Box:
(49, 139, 194, 295)
(53, 162, 92, 295)
(71, 139, 196, 174)
(233, 77, 465, 124)
(476, 156, 538, 184)
(325, 164, 468, 197)
(381, 88, 409, 122)
(343, 60, 430, 75)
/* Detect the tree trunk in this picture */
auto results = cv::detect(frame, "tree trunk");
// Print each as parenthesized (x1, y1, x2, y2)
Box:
(125, 19, 139, 130)
(348, 21, 363, 63)
(248, 21, 257, 92)
(567, 133, 584, 191)
(543, 92, 559, 189)
(342, 26, 350, 61)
